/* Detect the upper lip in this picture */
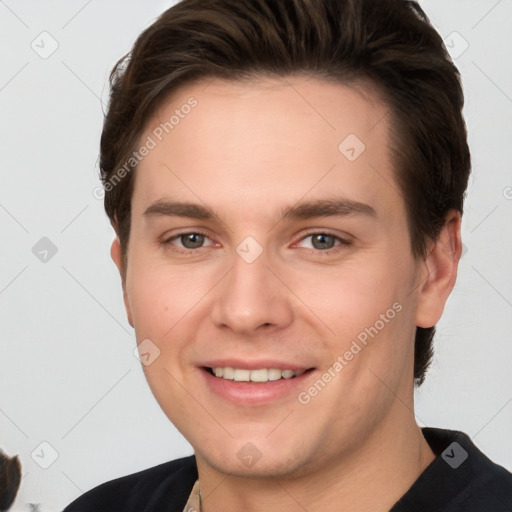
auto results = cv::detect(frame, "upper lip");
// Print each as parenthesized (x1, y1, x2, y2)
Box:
(199, 359, 314, 371)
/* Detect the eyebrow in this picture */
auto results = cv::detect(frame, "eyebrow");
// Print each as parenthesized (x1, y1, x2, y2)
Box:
(144, 201, 214, 220)
(280, 198, 376, 220)
(143, 197, 376, 222)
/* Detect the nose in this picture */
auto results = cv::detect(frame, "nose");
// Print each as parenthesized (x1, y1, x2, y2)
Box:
(210, 245, 294, 335)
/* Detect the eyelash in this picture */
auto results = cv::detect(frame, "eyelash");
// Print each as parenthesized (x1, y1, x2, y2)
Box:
(162, 230, 351, 256)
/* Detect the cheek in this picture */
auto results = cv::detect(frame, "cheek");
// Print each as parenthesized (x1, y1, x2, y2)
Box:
(295, 256, 405, 330)
(125, 261, 209, 422)
(125, 256, 220, 398)
(126, 256, 211, 338)
(291, 252, 415, 384)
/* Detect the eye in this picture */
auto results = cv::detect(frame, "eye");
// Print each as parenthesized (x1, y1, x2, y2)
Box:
(178, 232, 207, 249)
(296, 232, 351, 253)
(161, 230, 350, 256)
(163, 231, 216, 253)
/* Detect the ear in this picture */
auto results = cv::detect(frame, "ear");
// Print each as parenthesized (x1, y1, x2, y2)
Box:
(415, 210, 462, 328)
(111, 237, 134, 328)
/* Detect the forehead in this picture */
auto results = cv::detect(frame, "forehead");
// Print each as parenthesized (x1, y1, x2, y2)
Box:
(133, 75, 401, 223)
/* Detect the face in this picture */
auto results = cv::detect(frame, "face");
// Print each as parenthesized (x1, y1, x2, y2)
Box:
(115, 75, 434, 478)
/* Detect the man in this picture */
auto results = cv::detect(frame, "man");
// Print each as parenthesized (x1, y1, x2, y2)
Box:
(63, 0, 512, 510)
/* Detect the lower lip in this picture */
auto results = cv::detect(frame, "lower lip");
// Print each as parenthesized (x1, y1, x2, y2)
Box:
(200, 367, 315, 406)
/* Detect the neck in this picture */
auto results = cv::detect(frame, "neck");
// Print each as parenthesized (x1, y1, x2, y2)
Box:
(196, 398, 435, 512)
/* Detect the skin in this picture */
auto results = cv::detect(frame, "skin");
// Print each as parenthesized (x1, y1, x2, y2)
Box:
(111, 75, 462, 511)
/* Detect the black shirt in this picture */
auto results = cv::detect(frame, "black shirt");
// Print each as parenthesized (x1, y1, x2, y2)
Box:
(62, 428, 512, 511)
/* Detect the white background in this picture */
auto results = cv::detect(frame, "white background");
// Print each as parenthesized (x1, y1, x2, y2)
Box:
(1, 1, 511, 510)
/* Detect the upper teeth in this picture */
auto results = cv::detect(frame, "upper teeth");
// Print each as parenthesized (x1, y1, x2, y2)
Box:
(212, 367, 305, 382)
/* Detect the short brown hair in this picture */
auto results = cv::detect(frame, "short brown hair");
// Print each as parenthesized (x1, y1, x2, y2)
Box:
(100, 0, 471, 385)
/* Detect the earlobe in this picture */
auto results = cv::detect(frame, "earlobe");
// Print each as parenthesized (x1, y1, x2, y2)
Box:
(110, 237, 134, 328)
(415, 211, 462, 328)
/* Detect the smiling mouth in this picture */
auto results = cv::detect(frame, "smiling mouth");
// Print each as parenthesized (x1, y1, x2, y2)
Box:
(204, 366, 315, 383)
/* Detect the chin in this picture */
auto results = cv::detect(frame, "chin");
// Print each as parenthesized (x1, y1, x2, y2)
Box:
(195, 436, 316, 479)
